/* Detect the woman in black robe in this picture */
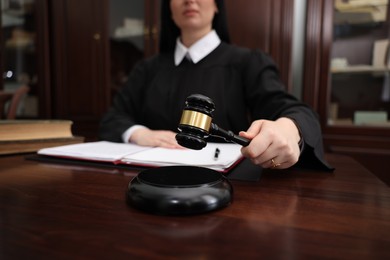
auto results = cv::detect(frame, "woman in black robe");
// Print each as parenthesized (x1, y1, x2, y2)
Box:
(99, 0, 333, 171)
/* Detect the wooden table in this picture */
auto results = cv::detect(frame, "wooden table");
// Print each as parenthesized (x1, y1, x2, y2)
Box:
(0, 154, 389, 259)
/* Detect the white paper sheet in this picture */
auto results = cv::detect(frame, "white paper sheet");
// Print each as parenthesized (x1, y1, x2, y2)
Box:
(121, 143, 243, 170)
(37, 141, 243, 171)
(38, 141, 149, 162)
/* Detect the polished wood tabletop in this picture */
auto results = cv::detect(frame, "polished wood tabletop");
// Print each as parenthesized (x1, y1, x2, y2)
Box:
(0, 153, 389, 259)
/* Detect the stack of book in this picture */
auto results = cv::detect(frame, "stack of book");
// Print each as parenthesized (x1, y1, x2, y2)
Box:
(0, 120, 84, 155)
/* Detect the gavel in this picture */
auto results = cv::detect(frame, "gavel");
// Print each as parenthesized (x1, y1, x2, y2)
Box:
(176, 94, 250, 150)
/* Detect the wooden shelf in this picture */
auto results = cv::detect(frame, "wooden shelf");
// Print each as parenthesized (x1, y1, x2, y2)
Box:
(335, 0, 387, 11)
(329, 119, 390, 127)
(331, 65, 390, 74)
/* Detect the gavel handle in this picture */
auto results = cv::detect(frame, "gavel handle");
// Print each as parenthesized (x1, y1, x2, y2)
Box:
(210, 123, 250, 147)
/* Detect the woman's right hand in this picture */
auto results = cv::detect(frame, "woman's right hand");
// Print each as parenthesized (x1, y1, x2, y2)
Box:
(129, 128, 183, 149)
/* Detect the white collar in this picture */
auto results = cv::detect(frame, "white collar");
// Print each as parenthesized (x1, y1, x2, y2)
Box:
(174, 30, 221, 66)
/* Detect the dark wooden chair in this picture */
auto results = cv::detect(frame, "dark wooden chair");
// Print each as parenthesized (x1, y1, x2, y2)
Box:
(0, 85, 30, 119)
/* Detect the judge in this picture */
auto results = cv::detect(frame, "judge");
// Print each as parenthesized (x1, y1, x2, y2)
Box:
(99, 0, 333, 171)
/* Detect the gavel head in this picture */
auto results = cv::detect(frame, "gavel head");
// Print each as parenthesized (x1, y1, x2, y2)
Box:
(176, 94, 215, 150)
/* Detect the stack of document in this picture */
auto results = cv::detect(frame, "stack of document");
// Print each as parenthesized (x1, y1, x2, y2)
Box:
(37, 141, 244, 172)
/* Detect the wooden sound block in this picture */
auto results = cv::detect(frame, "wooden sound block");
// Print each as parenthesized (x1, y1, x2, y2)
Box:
(126, 166, 233, 215)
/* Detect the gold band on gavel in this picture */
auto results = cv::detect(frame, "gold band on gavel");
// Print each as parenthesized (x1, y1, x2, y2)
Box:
(179, 110, 212, 132)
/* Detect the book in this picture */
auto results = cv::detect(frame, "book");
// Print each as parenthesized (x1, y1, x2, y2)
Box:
(372, 39, 389, 68)
(0, 136, 85, 155)
(37, 141, 244, 172)
(0, 120, 74, 141)
(0, 119, 84, 155)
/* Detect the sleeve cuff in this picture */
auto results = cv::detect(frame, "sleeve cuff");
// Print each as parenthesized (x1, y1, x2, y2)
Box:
(122, 125, 148, 143)
(285, 117, 305, 154)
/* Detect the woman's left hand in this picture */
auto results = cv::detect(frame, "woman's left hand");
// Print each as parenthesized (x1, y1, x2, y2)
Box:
(239, 117, 301, 169)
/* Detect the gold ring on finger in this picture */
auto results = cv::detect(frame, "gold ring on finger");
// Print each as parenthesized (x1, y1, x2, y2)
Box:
(271, 158, 281, 168)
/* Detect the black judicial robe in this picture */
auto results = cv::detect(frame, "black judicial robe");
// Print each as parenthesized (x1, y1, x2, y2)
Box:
(99, 42, 333, 171)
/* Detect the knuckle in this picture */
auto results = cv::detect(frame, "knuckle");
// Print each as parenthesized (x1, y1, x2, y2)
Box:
(245, 149, 258, 159)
